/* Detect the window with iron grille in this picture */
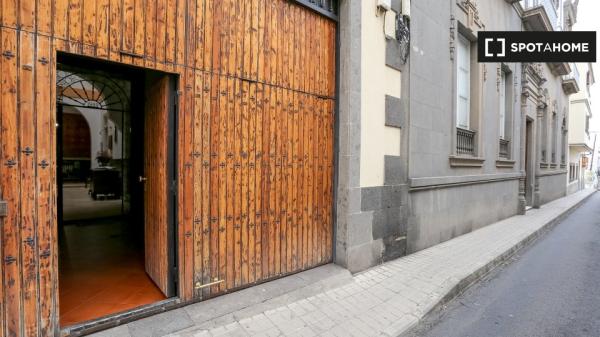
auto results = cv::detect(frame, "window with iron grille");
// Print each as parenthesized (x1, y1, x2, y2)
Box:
(455, 33, 478, 157)
(293, 0, 338, 20)
(498, 67, 513, 159)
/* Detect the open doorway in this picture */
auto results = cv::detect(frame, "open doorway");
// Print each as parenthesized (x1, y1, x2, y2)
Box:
(56, 54, 177, 328)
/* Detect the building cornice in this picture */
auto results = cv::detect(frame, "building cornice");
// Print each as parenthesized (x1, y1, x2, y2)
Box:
(537, 170, 568, 177)
(569, 143, 593, 153)
(409, 172, 524, 191)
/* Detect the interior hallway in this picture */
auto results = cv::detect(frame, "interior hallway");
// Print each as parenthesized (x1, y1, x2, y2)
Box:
(59, 218, 166, 327)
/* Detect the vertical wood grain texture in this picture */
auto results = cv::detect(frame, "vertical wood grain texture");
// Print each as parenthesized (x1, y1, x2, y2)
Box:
(254, 82, 263, 283)
(35, 35, 56, 337)
(144, 75, 171, 297)
(1, 0, 17, 28)
(182, 65, 195, 300)
(200, 71, 211, 299)
(0, 30, 6, 335)
(95, 0, 110, 58)
(0, 47, 3, 334)
(239, 79, 248, 286)
(1, 1, 335, 334)
(18, 30, 39, 337)
(193, 70, 204, 299)
(36, 0, 52, 35)
(2, 28, 23, 337)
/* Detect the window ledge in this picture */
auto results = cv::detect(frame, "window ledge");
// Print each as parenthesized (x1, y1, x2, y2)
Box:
(496, 159, 516, 168)
(449, 155, 485, 167)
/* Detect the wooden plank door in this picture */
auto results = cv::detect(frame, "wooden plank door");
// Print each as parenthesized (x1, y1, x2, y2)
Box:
(143, 74, 174, 297)
(192, 1, 337, 296)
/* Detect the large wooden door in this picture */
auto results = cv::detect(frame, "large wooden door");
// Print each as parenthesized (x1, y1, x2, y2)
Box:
(1, 0, 337, 333)
(143, 75, 174, 297)
(193, 2, 337, 296)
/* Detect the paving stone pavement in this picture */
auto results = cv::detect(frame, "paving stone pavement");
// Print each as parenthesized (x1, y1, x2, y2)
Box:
(93, 189, 595, 337)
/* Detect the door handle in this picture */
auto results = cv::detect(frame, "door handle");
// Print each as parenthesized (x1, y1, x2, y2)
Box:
(139, 176, 147, 183)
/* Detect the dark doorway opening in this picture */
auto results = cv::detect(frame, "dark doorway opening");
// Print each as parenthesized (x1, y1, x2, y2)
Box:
(525, 118, 534, 207)
(56, 54, 177, 328)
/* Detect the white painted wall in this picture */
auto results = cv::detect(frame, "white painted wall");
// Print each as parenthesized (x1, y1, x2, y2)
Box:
(360, 0, 402, 187)
(63, 104, 124, 169)
(569, 63, 593, 148)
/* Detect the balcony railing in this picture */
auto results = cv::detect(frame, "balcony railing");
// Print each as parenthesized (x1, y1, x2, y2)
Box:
(457, 127, 476, 156)
(499, 139, 510, 159)
(561, 63, 580, 93)
(572, 63, 580, 83)
(520, 0, 558, 30)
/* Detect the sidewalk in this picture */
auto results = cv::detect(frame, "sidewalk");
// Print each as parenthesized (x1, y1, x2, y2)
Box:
(93, 189, 596, 337)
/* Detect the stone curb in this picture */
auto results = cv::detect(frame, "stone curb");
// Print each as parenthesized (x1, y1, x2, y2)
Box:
(397, 190, 597, 337)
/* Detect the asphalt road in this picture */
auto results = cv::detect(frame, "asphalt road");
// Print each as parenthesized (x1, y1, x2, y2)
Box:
(404, 192, 600, 337)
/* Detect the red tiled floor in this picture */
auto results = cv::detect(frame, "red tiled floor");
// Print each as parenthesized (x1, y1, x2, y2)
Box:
(59, 219, 166, 327)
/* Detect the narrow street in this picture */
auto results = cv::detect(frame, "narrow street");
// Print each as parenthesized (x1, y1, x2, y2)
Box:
(405, 192, 600, 337)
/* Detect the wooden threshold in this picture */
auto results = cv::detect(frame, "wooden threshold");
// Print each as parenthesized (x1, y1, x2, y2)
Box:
(60, 298, 180, 337)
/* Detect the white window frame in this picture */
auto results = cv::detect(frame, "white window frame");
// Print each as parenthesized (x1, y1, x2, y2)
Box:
(499, 70, 506, 139)
(456, 34, 471, 130)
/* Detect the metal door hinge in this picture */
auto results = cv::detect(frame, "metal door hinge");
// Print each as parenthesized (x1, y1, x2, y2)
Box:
(0, 200, 7, 218)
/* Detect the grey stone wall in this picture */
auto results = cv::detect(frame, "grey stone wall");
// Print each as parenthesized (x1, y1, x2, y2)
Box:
(335, 0, 365, 272)
(567, 181, 580, 195)
(409, 0, 523, 178)
(406, 0, 523, 252)
(539, 173, 568, 204)
(408, 179, 520, 253)
(360, 184, 408, 261)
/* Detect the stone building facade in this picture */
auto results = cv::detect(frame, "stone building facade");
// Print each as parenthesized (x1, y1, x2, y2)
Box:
(402, 0, 578, 253)
(336, 0, 411, 272)
(406, 0, 524, 252)
(520, 0, 576, 207)
(335, 0, 581, 271)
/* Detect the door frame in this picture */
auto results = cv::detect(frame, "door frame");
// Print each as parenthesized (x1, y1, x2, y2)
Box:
(525, 117, 534, 206)
(55, 53, 181, 336)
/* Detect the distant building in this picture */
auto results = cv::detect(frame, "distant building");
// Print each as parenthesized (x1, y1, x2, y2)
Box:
(568, 62, 595, 193)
